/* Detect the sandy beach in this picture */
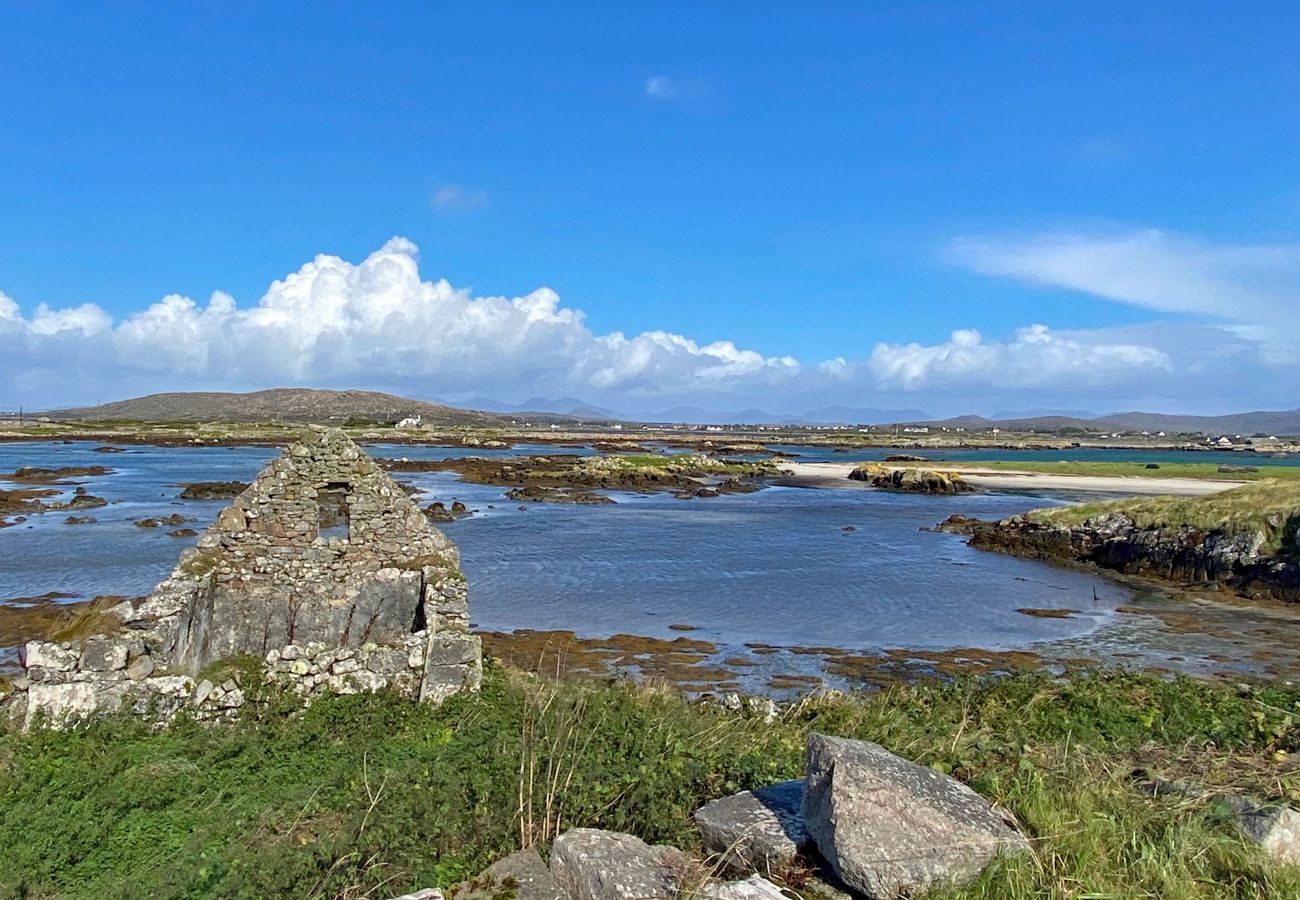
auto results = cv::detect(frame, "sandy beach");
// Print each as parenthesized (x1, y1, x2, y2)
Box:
(776, 460, 1243, 496)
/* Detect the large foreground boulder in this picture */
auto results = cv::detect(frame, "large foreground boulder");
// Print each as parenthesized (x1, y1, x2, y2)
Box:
(550, 828, 691, 900)
(695, 779, 810, 873)
(803, 733, 1029, 898)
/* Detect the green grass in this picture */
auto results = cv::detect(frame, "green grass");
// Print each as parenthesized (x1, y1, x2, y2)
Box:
(617, 454, 770, 475)
(616, 453, 681, 468)
(949, 459, 1300, 481)
(2, 666, 1299, 898)
(1029, 479, 1300, 556)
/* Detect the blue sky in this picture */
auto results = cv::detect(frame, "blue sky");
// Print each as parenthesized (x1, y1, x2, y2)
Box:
(2, 3, 1298, 417)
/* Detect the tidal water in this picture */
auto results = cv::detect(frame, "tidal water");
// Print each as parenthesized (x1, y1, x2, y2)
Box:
(1, 440, 1131, 659)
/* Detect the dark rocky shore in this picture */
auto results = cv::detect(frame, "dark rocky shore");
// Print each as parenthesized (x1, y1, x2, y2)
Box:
(939, 508, 1300, 603)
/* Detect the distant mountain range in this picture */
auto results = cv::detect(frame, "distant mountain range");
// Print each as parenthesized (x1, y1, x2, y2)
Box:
(639, 405, 934, 426)
(920, 409, 1300, 436)
(457, 396, 623, 419)
(33, 389, 1300, 436)
(444, 398, 932, 425)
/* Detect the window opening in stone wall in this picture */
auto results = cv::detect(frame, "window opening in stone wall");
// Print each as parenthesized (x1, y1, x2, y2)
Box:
(317, 483, 351, 541)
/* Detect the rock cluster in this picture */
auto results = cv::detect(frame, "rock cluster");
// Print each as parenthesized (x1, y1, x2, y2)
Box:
(694, 733, 1028, 897)
(3, 427, 482, 728)
(848, 464, 974, 494)
(392, 732, 1029, 900)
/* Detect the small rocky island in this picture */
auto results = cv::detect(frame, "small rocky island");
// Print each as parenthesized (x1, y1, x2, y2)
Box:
(382, 452, 773, 502)
(3, 427, 483, 728)
(939, 480, 1300, 602)
(849, 463, 974, 494)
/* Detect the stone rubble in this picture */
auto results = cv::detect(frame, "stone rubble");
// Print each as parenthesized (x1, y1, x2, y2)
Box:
(1141, 778, 1300, 867)
(2, 426, 482, 729)
(411, 731, 1033, 900)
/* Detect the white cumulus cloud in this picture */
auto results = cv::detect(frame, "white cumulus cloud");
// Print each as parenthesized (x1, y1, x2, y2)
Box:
(869, 324, 1171, 391)
(0, 238, 804, 408)
(2, 231, 1294, 415)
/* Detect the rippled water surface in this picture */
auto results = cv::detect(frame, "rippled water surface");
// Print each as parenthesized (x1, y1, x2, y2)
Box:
(0, 440, 1140, 656)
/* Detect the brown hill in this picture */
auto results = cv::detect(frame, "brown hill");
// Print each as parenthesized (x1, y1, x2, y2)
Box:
(43, 389, 509, 426)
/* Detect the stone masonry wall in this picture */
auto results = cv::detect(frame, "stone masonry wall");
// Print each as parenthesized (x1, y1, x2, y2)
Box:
(2, 426, 482, 729)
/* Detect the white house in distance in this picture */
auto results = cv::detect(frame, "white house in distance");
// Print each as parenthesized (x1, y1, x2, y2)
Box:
(396, 415, 422, 429)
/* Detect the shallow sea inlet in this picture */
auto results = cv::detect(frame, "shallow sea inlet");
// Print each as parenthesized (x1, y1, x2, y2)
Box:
(1, 440, 1289, 692)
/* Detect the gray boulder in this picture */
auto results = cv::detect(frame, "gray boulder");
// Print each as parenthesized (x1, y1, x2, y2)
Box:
(803, 733, 1029, 898)
(550, 828, 690, 900)
(695, 779, 809, 873)
(1237, 804, 1300, 866)
(454, 848, 565, 900)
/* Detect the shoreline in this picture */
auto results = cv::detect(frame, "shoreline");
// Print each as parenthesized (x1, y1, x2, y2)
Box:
(775, 459, 1245, 496)
(2, 426, 1296, 457)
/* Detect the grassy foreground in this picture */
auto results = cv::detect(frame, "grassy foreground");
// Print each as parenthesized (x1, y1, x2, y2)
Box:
(2, 664, 1299, 899)
(950, 460, 1300, 481)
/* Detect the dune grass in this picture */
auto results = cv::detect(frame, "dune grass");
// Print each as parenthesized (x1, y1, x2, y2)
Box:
(948, 459, 1300, 481)
(1028, 480, 1300, 557)
(2, 664, 1300, 898)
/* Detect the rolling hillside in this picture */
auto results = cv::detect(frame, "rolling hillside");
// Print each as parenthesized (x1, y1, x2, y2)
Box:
(43, 389, 509, 426)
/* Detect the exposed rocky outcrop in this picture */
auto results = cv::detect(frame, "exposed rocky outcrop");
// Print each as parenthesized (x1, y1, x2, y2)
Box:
(2, 465, 113, 483)
(178, 481, 249, 500)
(386, 453, 773, 499)
(134, 514, 187, 528)
(939, 507, 1300, 602)
(4, 427, 482, 728)
(803, 734, 1028, 898)
(424, 500, 474, 521)
(848, 464, 973, 494)
(505, 486, 614, 505)
(0, 484, 107, 524)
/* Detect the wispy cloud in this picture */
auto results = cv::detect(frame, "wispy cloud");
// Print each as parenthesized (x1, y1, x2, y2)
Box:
(645, 75, 677, 100)
(946, 227, 1300, 360)
(430, 184, 489, 212)
(1079, 136, 1123, 161)
(644, 75, 707, 103)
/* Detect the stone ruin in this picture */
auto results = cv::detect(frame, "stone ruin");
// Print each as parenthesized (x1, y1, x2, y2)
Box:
(2, 426, 482, 729)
